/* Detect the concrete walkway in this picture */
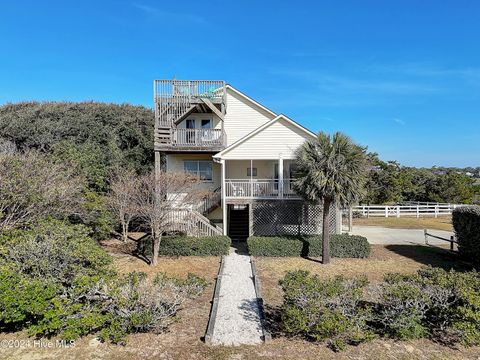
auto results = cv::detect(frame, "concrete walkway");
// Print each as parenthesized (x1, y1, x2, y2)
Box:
(351, 226, 454, 246)
(210, 248, 263, 346)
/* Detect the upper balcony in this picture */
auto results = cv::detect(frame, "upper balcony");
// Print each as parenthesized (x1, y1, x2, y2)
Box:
(156, 128, 226, 152)
(154, 79, 227, 152)
(154, 80, 226, 128)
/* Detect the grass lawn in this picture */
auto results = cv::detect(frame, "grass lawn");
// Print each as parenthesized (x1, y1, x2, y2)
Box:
(2, 241, 479, 359)
(352, 215, 453, 231)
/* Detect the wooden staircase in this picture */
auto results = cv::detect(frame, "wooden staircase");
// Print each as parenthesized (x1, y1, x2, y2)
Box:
(154, 80, 227, 151)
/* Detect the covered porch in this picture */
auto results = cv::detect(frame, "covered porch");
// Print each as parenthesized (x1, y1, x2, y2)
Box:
(223, 159, 300, 200)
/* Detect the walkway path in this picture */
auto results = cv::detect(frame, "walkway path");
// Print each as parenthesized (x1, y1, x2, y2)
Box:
(351, 226, 453, 246)
(210, 248, 264, 346)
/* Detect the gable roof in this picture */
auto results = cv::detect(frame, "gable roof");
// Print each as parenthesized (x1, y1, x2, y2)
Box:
(226, 84, 278, 118)
(214, 114, 317, 160)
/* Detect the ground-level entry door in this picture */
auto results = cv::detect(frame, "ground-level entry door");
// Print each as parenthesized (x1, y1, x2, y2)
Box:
(227, 204, 249, 242)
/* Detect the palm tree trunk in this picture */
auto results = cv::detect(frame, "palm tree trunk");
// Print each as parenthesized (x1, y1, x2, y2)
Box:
(322, 198, 332, 264)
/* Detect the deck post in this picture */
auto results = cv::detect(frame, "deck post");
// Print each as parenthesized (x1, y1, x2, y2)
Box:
(278, 154, 284, 198)
(221, 159, 227, 236)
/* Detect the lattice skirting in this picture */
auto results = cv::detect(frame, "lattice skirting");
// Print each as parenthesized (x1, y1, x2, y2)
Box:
(251, 200, 338, 236)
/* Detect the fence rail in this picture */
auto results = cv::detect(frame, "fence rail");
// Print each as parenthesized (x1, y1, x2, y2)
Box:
(352, 204, 468, 218)
(424, 229, 457, 251)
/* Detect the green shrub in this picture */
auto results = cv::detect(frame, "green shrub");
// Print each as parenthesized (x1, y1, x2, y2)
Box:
(280, 270, 374, 351)
(0, 219, 113, 283)
(247, 234, 370, 258)
(0, 266, 59, 329)
(376, 268, 480, 345)
(452, 205, 480, 265)
(0, 221, 208, 343)
(137, 235, 231, 257)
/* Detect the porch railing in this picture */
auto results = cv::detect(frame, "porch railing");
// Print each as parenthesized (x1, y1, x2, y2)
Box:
(225, 179, 299, 199)
(171, 128, 226, 148)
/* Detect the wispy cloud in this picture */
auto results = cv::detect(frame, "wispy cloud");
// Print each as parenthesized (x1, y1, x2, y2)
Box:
(371, 63, 480, 79)
(132, 3, 206, 24)
(270, 69, 441, 95)
(393, 118, 405, 125)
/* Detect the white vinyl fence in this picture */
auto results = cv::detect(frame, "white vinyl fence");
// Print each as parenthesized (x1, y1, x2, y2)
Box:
(352, 203, 468, 218)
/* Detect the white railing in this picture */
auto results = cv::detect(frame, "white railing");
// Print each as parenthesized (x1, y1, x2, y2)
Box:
(352, 204, 468, 218)
(225, 179, 300, 199)
(171, 128, 225, 148)
(168, 209, 222, 236)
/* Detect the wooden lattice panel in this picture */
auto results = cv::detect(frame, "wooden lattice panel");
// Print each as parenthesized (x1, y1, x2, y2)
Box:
(252, 200, 337, 236)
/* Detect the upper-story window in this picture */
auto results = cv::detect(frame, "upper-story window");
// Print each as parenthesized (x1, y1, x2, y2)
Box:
(184, 160, 213, 181)
(201, 119, 212, 129)
(186, 119, 195, 129)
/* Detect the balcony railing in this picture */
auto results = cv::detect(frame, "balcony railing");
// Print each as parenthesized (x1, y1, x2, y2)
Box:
(170, 128, 226, 149)
(154, 80, 225, 102)
(225, 179, 300, 199)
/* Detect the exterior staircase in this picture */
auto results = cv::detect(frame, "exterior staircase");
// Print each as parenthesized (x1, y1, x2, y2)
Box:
(228, 207, 249, 242)
(169, 209, 223, 237)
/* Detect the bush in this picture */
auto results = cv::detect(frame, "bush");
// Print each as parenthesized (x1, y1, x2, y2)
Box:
(0, 101, 154, 186)
(0, 151, 84, 230)
(247, 234, 370, 258)
(452, 205, 480, 265)
(99, 272, 207, 344)
(137, 235, 231, 257)
(375, 268, 480, 345)
(280, 270, 374, 351)
(0, 220, 208, 343)
(0, 219, 113, 283)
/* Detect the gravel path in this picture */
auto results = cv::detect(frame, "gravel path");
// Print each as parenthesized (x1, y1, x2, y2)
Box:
(211, 248, 263, 346)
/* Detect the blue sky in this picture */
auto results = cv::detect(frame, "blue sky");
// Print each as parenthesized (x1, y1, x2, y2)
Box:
(1, 1, 479, 167)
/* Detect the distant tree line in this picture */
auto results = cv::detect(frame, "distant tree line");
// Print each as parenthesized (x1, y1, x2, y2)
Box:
(363, 153, 478, 205)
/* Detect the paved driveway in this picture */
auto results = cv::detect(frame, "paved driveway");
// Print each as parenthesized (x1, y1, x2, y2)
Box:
(351, 226, 454, 246)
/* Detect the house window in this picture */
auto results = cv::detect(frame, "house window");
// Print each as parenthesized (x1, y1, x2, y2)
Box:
(186, 119, 195, 129)
(247, 167, 257, 177)
(184, 160, 213, 181)
(201, 119, 212, 129)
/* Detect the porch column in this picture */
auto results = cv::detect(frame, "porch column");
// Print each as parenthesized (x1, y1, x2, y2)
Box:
(278, 154, 284, 198)
(221, 159, 227, 236)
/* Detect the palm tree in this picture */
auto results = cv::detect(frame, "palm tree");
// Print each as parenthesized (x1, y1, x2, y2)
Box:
(293, 132, 367, 264)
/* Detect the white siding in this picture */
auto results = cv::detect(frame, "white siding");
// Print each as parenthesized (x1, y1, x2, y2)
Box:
(223, 88, 276, 145)
(220, 118, 314, 160)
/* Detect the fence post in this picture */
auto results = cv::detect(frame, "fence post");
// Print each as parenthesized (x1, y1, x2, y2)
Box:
(416, 205, 419, 218)
(434, 205, 438, 218)
(385, 207, 388, 218)
(424, 229, 428, 245)
(349, 207, 353, 232)
(396, 205, 400, 218)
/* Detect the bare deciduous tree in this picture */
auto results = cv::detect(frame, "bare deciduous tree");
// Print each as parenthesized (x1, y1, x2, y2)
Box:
(108, 168, 139, 242)
(135, 171, 209, 266)
(0, 151, 85, 230)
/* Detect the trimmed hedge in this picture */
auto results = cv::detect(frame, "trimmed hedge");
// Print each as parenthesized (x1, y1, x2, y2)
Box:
(136, 235, 231, 257)
(247, 234, 370, 258)
(452, 205, 480, 264)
